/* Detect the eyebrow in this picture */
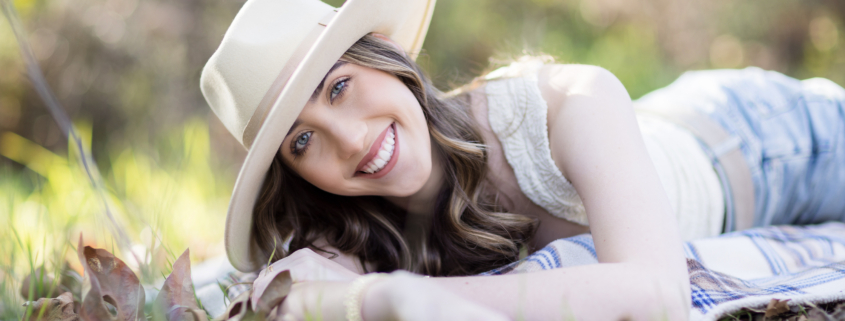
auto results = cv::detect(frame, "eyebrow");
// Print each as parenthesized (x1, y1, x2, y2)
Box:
(285, 61, 346, 139)
(310, 61, 347, 102)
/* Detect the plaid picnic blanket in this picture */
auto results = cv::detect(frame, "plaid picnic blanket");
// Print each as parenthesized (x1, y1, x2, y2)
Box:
(482, 222, 845, 321)
(197, 222, 845, 320)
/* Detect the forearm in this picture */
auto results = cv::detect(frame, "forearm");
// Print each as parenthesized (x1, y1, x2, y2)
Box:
(280, 282, 349, 321)
(281, 272, 512, 321)
(280, 281, 397, 321)
(432, 262, 690, 321)
(280, 246, 689, 321)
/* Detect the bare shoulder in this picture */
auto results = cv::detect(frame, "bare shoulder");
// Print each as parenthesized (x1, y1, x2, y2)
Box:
(537, 64, 634, 178)
(536, 64, 630, 122)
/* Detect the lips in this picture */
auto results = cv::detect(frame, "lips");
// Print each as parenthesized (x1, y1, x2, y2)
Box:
(354, 123, 399, 178)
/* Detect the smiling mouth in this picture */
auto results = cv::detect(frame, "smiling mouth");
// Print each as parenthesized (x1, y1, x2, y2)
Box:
(359, 124, 396, 174)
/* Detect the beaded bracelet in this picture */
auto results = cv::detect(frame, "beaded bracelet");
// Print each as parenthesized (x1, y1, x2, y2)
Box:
(344, 273, 388, 321)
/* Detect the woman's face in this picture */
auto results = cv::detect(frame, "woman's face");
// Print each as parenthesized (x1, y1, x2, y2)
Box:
(279, 62, 433, 197)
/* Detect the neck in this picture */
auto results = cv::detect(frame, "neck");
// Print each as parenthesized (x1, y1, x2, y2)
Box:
(385, 145, 444, 251)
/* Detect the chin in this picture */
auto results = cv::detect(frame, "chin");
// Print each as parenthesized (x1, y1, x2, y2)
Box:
(386, 182, 428, 197)
(386, 165, 432, 197)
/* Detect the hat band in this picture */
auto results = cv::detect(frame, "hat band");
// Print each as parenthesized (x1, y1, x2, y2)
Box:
(242, 10, 338, 149)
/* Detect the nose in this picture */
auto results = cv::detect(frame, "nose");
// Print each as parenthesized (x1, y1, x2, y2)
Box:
(326, 119, 366, 160)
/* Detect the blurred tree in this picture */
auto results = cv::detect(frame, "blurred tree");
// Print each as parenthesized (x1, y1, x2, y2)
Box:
(1, 0, 843, 171)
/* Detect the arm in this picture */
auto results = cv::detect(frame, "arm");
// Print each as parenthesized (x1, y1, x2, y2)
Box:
(426, 64, 690, 320)
(280, 64, 690, 320)
(543, 64, 688, 276)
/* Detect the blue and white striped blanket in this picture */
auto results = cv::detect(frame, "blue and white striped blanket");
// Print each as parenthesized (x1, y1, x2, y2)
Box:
(481, 222, 845, 321)
(196, 222, 845, 319)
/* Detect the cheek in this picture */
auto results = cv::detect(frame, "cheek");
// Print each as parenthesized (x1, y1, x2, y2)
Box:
(297, 159, 347, 195)
(398, 90, 426, 122)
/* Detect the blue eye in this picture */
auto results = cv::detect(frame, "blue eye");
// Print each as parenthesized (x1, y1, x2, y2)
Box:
(292, 132, 312, 156)
(330, 79, 347, 101)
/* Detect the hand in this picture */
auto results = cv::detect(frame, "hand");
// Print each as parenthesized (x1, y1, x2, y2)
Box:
(371, 271, 510, 321)
(276, 271, 510, 321)
(267, 247, 361, 282)
(252, 248, 360, 307)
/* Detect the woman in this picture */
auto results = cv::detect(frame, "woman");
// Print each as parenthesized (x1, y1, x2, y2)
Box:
(200, 0, 845, 320)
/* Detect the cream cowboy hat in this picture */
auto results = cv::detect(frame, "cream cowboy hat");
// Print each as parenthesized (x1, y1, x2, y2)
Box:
(200, 0, 436, 272)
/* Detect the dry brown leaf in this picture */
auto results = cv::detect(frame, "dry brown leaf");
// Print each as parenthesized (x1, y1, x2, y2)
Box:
(803, 302, 845, 321)
(163, 307, 209, 321)
(213, 291, 257, 321)
(252, 271, 291, 315)
(229, 266, 293, 320)
(59, 266, 82, 300)
(806, 308, 834, 321)
(829, 302, 845, 320)
(765, 298, 791, 317)
(76, 236, 145, 321)
(154, 249, 208, 321)
(22, 292, 79, 321)
(744, 306, 768, 314)
(20, 268, 61, 301)
(20, 265, 81, 301)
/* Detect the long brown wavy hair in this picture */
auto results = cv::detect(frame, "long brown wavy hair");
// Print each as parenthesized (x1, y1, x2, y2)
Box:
(251, 34, 537, 276)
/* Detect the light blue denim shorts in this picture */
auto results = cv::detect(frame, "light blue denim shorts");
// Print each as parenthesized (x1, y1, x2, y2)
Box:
(637, 67, 845, 228)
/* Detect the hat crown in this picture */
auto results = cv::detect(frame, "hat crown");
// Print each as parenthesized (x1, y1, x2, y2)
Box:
(200, 0, 334, 147)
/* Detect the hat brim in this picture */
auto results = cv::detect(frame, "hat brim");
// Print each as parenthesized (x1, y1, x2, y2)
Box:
(224, 0, 436, 272)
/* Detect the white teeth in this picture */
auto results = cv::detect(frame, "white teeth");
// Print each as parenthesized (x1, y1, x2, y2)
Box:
(361, 125, 397, 174)
(373, 158, 386, 168)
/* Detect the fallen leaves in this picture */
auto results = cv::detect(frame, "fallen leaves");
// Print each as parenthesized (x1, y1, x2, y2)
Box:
(22, 292, 79, 321)
(17, 236, 845, 321)
(19, 266, 82, 302)
(253, 270, 292, 319)
(154, 250, 208, 321)
(251, 270, 292, 314)
(765, 299, 791, 318)
(805, 302, 845, 321)
(19, 235, 212, 321)
(77, 236, 145, 321)
(216, 292, 254, 321)
(213, 271, 293, 321)
(720, 299, 845, 321)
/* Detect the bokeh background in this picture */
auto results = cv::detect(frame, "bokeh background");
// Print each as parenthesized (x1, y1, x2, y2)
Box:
(1, 0, 844, 316)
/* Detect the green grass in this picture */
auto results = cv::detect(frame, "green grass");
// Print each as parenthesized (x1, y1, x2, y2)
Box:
(0, 118, 234, 318)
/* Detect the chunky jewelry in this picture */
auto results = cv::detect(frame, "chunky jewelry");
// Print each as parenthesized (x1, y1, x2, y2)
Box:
(344, 273, 388, 321)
